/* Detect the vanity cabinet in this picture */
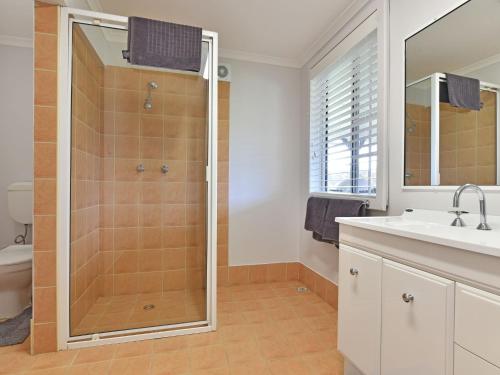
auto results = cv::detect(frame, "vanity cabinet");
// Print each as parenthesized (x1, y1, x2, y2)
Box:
(338, 245, 382, 375)
(337, 209, 500, 375)
(381, 260, 454, 375)
(338, 245, 454, 375)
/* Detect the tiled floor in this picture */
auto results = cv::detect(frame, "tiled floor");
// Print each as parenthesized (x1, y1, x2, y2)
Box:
(0, 281, 343, 374)
(72, 290, 206, 336)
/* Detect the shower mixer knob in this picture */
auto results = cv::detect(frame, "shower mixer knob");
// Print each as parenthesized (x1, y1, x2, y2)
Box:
(161, 164, 169, 174)
(136, 163, 145, 172)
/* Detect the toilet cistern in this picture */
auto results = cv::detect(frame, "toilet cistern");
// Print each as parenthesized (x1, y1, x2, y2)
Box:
(450, 184, 491, 230)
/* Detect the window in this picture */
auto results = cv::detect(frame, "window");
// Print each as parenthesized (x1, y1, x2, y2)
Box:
(310, 26, 379, 198)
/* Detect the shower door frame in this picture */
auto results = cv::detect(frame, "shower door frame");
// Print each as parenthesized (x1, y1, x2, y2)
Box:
(56, 7, 218, 350)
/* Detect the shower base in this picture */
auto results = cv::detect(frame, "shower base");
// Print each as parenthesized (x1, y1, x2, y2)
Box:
(71, 289, 206, 337)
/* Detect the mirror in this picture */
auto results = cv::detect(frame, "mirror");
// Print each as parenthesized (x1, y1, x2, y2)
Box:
(405, 0, 500, 186)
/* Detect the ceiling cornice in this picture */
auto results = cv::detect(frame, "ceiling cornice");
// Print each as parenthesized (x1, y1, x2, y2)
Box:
(219, 48, 301, 69)
(78, 0, 363, 70)
(0, 35, 32, 48)
(298, 0, 373, 67)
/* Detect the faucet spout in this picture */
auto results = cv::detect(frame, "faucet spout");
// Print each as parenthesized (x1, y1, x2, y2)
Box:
(452, 184, 491, 230)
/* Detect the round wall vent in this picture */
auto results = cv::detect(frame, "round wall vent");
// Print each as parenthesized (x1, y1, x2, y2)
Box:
(218, 64, 231, 81)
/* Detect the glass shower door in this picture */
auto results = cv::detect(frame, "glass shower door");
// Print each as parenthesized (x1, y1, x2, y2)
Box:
(69, 21, 210, 337)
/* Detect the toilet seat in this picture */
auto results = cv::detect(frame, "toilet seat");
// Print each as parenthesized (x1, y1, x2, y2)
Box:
(0, 245, 32, 267)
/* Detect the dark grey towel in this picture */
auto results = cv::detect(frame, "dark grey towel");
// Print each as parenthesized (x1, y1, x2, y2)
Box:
(304, 197, 329, 234)
(446, 73, 481, 111)
(123, 17, 202, 72)
(304, 197, 366, 246)
(320, 199, 367, 245)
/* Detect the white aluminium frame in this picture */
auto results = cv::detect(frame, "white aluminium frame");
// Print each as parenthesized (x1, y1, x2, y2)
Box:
(57, 7, 218, 350)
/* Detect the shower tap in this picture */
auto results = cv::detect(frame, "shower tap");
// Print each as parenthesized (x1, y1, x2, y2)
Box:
(144, 81, 158, 110)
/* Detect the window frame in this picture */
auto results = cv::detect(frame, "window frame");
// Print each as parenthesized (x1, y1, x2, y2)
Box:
(308, 10, 388, 211)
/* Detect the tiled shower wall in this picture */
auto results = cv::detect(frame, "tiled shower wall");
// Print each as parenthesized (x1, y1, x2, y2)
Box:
(69, 26, 104, 332)
(96, 65, 211, 298)
(405, 91, 497, 186)
(439, 90, 497, 185)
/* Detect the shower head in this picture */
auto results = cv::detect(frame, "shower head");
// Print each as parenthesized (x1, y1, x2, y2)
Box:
(144, 81, 158, 110)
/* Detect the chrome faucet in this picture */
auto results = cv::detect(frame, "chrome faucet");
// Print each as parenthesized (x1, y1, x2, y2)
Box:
(451, 184, 491, 230)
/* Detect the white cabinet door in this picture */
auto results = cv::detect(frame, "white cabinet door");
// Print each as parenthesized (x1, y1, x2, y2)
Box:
(338, 245, 382, 375)
(455, 283, 500, 367)
(381, 260, 454, 375)
(454, 345, 500, 375)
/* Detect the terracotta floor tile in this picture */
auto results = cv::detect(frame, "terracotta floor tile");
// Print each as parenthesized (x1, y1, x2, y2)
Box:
(72, 345, 116, 365)
(0, 351, 36, 373)
(114, 340, 153, 358)
(229, 362, 271, 375)
(189, 344, 228, 370)
(222, 323, 259, 343)
(268, 358, 312, 375)
(3, 281, 343, 375)
(218, 311, 247, 326)
(223, 340, 262, 365)
(187, 331, 223, 347)
(30, 350, 77, 370)
(302, 350, 344, 375)
(74, 291, 206, 335)
(153, 335, 189, 353)
(24, 367, 68, 375)
(65, 360, 112, 375)
(151, 349, 190, 374)
(108, 355, 152, 375)
(191, 367, 230, 375)
(257, 336, 297, 360)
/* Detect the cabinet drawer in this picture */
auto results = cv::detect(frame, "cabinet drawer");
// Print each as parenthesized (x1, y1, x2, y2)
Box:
(338, 245, 382, 375)
(381, 260, 454, 375)
(454, 345, 500, 375)
(455, 283, 500, 367)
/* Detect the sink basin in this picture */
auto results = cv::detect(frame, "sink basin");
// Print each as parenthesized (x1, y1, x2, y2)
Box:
(336, 209, 500, 257)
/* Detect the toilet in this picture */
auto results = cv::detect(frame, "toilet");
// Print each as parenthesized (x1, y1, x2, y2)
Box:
(0, 182, 33, 320)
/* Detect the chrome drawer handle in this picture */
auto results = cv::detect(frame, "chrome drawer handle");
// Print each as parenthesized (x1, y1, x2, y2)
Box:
(402, 293, 414, 303)
(349, 268, 359, 276)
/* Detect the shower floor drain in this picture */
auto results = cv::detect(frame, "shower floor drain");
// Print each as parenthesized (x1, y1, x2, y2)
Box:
(143, 304, 156, 311)
(297, 287, 309, 293)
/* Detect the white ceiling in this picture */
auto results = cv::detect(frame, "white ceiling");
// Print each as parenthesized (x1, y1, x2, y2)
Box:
(81, 0, 355, 67)
(406, 0, 500, 82)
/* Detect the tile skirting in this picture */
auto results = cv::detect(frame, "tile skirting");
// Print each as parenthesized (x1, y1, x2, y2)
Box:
(219, 262, 338, 309)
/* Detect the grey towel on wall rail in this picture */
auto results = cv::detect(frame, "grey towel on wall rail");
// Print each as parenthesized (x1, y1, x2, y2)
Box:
(123, 17, 202, 72)
(446, 73, 481, 111)
(304, 197, 367, 247)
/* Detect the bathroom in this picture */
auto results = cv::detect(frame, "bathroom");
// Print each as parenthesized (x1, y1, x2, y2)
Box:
(0, 0, 499, 373)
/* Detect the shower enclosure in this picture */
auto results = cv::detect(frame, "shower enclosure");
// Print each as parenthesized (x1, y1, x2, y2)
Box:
(57, 8, 218, 349)
(405, 72, 500, 186)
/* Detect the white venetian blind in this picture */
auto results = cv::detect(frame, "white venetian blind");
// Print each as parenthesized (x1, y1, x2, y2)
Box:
(310, 29, 378, 196)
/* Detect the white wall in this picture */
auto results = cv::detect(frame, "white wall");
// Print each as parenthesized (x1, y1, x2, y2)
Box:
(388, 0, 500, 217)
(0, 44, 33, 248)
(223, 58, 302, 266)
